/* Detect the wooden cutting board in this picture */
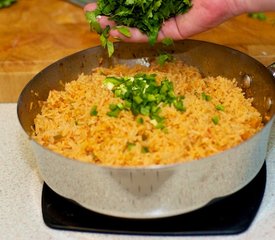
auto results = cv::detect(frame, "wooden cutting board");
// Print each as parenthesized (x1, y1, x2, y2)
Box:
(0, 0, 275, 102)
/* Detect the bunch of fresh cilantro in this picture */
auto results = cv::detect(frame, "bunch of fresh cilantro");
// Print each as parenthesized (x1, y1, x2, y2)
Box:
(0, 0, 16, 8)
(86, 0, 192, 56)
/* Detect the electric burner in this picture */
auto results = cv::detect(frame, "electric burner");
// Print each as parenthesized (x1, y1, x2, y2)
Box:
(42, 162, 266, 236)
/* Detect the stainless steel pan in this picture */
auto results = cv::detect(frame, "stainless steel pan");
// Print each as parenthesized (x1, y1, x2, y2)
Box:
(67, 0, 96, 7)
(17, 40, 275, 219)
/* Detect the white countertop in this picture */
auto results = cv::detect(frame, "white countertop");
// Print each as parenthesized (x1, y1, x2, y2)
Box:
(1, 103, 275, 240)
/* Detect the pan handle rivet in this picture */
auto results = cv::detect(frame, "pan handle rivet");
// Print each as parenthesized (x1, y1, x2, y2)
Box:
(265, 97, 272, 111)
(242, 74, 252, 89)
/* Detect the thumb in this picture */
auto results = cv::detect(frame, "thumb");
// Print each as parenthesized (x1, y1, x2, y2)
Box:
(160, 0, 237, 40)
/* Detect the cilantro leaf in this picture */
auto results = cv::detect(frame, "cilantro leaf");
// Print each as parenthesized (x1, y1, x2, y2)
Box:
(85, 10, 102, 34)
(115, 26, 132, 38)
(106, 40, 114, 57)
(98, 25, 114, 57)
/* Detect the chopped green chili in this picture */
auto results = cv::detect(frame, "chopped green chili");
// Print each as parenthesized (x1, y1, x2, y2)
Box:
(126, 142, 136, 150)
(137, 117, 144, 124)
(212, 116, 219, 125)
(103, 73, 185, 128)
(90, 105, 98, 116)
(215, 104, 225, 111)
(107, 104, 122, 117)
(141, 146, 149, 153)
(202, 92, 212, 101)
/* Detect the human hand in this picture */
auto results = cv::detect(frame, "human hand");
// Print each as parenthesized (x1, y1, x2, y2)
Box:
(84, 0, 275, 42)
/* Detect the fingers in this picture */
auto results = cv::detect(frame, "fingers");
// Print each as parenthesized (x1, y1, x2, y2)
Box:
(158, 18, 184, 41)
(159, 3, 213, 40)
(160, 0, 237, 40)
(84, 3, 148, 42)
(83, 3, 192, 42)
(84, 3, 96, 12)
(96, 16, 117, 30)
(164, 11, 212, 40)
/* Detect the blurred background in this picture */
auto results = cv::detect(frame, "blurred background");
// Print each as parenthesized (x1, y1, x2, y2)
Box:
(0, 0, 274, 102)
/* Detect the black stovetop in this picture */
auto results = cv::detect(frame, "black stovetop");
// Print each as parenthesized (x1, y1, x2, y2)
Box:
(42, 162, 266, 236)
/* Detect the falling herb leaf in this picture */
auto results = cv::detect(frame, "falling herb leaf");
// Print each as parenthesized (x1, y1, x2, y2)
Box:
(161, 37, 174, 46)
(157, 53, 174, 66)
(97, 25, 115, 57)
(85, 10, 102, 33)
(106, 40, 114, 57)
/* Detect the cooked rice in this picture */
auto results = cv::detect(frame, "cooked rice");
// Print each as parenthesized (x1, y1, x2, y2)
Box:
(33, 61, 263, 166)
